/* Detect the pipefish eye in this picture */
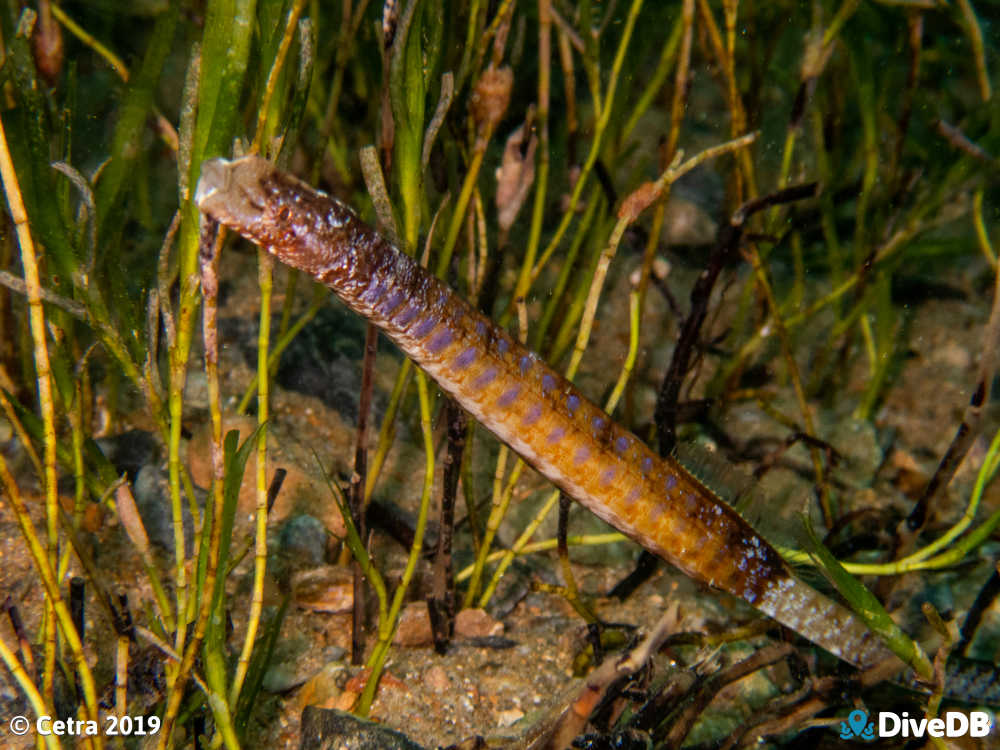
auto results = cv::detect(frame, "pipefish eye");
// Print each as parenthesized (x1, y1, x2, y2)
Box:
(276, 206, 290, 222)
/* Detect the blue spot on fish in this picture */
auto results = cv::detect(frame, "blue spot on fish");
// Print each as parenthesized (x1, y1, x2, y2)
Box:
(615, 436, 630, 454)
(566, 394, 580, 414)
(454, 347, 477, 370)
(496, 385, 521, 407)
(362, 279, 386, 304)
(522, 402, 543, 426)
(683, 492, 698, 512)
(542, 374, 556, 395)
(427, 327, 455, 353)
(472, 367, 498, 390)
(547, 426, 566, 444)
(396, 304, 419, 327)
(377, 289, 406, 316)
(519, 355, 533, 375)
(412, 315, 438, 339)
(600, 466, 618, 486)
(573, 446, 590, 465)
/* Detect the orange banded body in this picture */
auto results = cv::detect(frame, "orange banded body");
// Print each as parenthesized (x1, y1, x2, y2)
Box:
(195, 156, 894, 670)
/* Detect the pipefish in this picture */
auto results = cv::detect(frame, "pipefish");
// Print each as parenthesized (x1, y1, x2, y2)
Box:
(195, 155, 999, 703)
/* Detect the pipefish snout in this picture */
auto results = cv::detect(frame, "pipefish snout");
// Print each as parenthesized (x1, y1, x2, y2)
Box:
(195, 155, 999, 704)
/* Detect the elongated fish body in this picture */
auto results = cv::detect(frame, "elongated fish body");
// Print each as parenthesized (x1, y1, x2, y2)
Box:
(195, 156, 894, 670)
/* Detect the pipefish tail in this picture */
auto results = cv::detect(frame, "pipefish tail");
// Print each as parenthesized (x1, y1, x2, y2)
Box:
(195, 156, 947, 688)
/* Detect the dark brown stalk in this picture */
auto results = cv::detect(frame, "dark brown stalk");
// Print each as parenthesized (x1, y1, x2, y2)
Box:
(529, 608, 681, 749)
(69, 577, 85, 640)
(429, 401, 467, 653)
(726, 695, 830, 749)
(556, 491, 595, 625)
(655, 183, 819, 451)
(3, 597, 34, 677)
(350, 322, 378, 665)
(115, 591, 135, 640)
(69, 577, 85, 707)
(956, 562, 1000, 656)
(266, 467, 287, 512)
(934, 120, 998, 166)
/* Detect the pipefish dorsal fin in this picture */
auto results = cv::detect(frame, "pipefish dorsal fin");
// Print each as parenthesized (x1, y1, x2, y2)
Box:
(672, 439, 761, 517)
(671, 438, 822, 571)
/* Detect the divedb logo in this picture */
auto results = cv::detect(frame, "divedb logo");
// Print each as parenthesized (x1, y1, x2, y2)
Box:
(837, 709, 993, 741)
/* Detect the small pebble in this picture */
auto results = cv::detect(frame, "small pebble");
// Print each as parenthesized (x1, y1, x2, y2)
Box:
(277, 514, 328, 568)
(394, 602, 433, 646)
(933, 340, 971, 370)
(300, 706, 426, 750)
(132, 464, 198, 552)
(496, 708, 524, 728)
(423, 665, 450, 693)
(183, 370, 210, 410)
(455, 608, 504, 638)
(291, 566, 354, 613)
(292, 660, 346, 711)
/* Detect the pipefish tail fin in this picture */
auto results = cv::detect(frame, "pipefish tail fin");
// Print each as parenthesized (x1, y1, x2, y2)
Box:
(670, 443, 906, 672)
(753, 574, 902, 671)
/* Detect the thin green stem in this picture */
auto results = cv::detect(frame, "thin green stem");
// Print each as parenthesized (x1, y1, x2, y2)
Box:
(229, 250, 274, 707)
(454, 532, 626, 582)
(358, 372, 436, 715)
(0, 630, 60, 750)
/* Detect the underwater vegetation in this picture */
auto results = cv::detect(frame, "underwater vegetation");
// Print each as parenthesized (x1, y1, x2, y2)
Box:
(0, 1, 998, 747)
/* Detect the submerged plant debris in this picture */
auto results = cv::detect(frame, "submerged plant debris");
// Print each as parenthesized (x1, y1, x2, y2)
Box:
(0, 2, 998, 749)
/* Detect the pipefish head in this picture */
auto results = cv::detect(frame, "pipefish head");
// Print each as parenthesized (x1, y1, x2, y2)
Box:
(196, 156, 281, 239)
(195, 157, 382, 289)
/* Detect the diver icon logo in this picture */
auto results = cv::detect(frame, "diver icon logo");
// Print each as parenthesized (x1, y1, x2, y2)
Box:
(839, 709, 876, 741)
